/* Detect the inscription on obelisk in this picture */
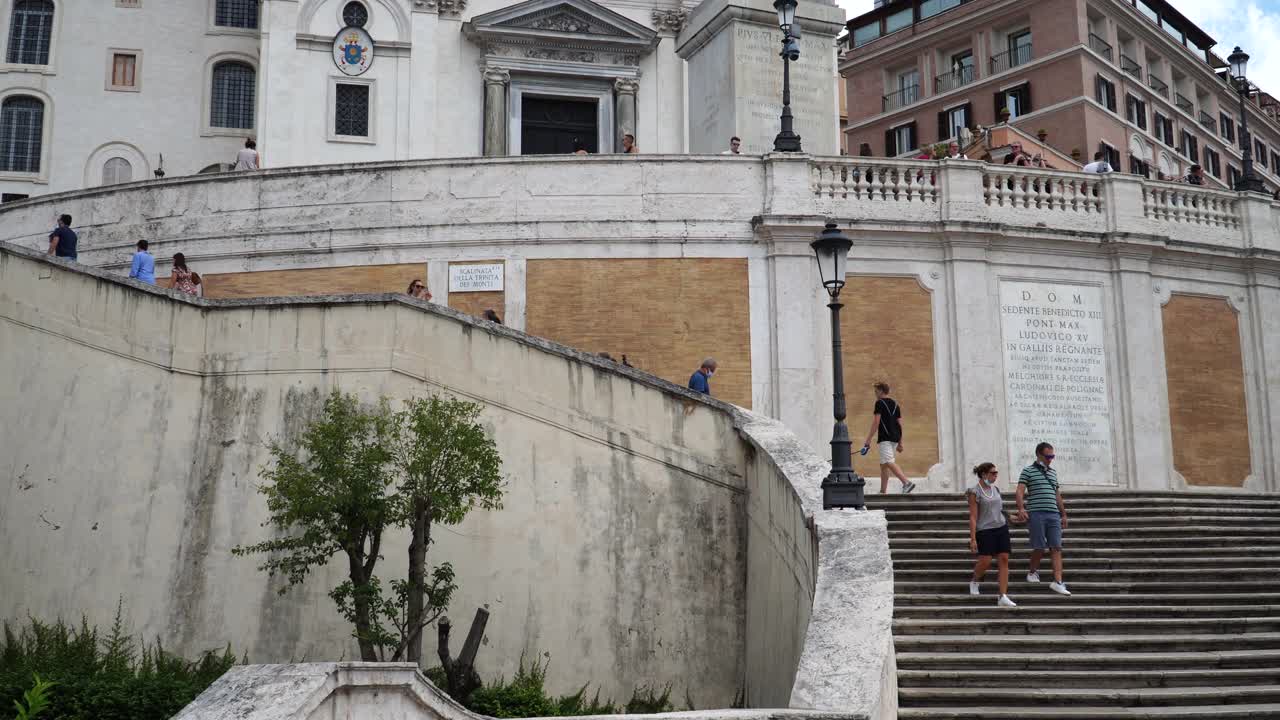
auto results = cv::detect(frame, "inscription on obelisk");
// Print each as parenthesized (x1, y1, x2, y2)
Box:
(999, 282, 1114, 484)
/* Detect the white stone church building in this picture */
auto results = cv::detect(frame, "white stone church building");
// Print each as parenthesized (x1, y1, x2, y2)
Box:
(0, 0, 844, 198)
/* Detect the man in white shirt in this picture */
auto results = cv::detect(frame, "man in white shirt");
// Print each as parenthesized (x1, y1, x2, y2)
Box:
(945, 142, 967, 159)
(1082, 151, 1113, 173)
(721, 136, 741, 154)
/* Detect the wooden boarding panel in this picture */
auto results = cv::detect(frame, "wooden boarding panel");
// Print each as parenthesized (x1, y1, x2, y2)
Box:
(198, 263, 427, 299)
(526, 258, 752, 409)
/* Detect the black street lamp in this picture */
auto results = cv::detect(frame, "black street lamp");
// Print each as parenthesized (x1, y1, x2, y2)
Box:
(772, 0, 803, 153)
(812, 222, 864, 510)
(1227, 46, 1267, 194)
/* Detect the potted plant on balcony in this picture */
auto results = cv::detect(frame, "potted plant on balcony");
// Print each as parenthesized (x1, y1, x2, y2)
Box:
(1071, 148, 1082, 162)
(1037, 128, 1048, 142)
(998, 107, 1011, 123)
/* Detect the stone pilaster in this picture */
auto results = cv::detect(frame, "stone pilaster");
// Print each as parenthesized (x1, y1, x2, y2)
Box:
(614, 78, 639, 148)
(482, 67, 510, 157)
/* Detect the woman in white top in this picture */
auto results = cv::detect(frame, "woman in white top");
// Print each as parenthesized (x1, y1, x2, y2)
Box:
(967, 462, 1018, 607)
(233, 138, 260, 170)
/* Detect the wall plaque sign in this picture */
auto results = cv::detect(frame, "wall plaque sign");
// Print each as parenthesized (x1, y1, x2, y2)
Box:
(449, 263, 504, 292)
(999, 281, 1114, 484)
(333, 26, 374, 76)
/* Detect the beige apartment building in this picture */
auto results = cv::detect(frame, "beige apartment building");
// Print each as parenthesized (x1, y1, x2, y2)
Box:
(840, 0, 1280, 190)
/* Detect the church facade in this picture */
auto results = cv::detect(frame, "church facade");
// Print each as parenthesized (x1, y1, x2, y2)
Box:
(0, 0, 843, 199)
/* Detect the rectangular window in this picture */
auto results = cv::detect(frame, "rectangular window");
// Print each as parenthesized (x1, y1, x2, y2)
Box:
(996, 83, 1031, 119)
(1205, 148, 1221, 178)
(1095, 75, 1117, 112)
(1138, 0, 1159, 23)
(1228, 165, 1241, 186)
(1153, 112, 1174, 145)
(886, 122, 917, 156)
(334, 83, 370, 137)
(1100, 142, 1121, 170)
(885, 8, 913, 34)
(1179, 130, 1198, 162)
(1159, 17, 1183, 42)
(1130, 156, 1151, 178)
(1221, 113, 1235, 143)
(919, 0, 960, 20)
(110, 53, 137, 88)
(1126, 94, 1147, 130)
(938, 103, 971, 141)
(1256, 140, 1268, 168)
(853, 22, 880, 47)
(1272, 151, 1280, 172)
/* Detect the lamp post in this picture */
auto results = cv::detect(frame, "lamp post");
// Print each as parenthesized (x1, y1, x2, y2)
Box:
(812, 222, 864, 510)
(1227, 46, 1267, 194)
(772, 0, 803, 152)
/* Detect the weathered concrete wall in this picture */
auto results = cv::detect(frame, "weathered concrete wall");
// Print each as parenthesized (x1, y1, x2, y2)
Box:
(0, 244, 760, 705)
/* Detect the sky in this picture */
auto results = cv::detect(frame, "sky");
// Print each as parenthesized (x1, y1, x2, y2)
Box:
(833, 0, 1280, 91)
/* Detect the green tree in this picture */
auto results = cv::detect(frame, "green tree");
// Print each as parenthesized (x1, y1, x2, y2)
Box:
(233, 391, 399, 661)
(234, 390, 503, 663)
(395, 396, 503, 663)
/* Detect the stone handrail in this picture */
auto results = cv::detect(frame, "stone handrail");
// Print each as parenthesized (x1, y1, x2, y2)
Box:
(810, 158, 939, 204)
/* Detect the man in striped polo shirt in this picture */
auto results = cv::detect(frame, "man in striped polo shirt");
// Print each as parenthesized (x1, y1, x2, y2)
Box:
(1015, 442, 1071, 596)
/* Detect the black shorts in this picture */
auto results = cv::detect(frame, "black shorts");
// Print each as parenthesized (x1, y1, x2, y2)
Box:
(976, 525, 1012, 556)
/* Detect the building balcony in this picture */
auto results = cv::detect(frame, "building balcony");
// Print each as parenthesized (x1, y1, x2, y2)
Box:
(1149, 75, 1170, 98)
(883, 84, 920, 112)
(990, 43, 1032, 75)
(1199, 110, 1217, 133)
(1121, 54, 1141, 79)
(1089, 33, 1113, 62)
(1175, 93, 1194, 114)
(934, 65, 975, 93)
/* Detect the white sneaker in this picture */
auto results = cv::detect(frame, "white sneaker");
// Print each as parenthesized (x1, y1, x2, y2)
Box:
(1050, 581, 1071, 596)
(1026, 571, 1041, 583)
(997, 594, 1017, 607)
(969, 581, 980, 596)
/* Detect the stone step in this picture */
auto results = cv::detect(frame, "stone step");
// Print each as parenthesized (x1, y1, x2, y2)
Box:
(893, 604, 1280, 620)
(896, 580, 1280, 595)
(894, 593, 1280, 607)
(881, 507, 1280, 520)
(896, 668, 1280, 689)
(899, 685, 1280, 708)
(887, 535, 1280, 549)
(893, 617, 1280, 636)
(893, 632, 1280, 654)
(894, 648, 1280, 670)
(870, 491, 1280, 503)
(888, 516, 1280, 529)
(888, 526, 1280, 538)
(895, 568, 1280, 582)
(892, 557, 1280, 570)
(895, 705, 1280, 719)
(889, 547, 1280, 560)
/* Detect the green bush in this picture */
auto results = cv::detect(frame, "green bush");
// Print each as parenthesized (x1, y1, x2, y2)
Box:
(0, 604, 235, 720)
(429, 653, 677, 718)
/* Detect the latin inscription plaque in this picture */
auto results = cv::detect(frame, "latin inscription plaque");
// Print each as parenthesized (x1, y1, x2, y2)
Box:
(999, 281, 1114, 484)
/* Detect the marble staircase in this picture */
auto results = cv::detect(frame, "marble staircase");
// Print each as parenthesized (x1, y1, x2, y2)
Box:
(873, 491, 1280, 719)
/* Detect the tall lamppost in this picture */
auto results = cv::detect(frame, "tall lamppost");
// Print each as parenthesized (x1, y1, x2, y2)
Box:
(1227, 46, 1267, 194)
(772, 0, 803, 152)
(812, 222, 864, 510)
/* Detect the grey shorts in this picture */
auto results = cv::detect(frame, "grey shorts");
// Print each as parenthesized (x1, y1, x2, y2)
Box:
(1027, 511, 1063, 550)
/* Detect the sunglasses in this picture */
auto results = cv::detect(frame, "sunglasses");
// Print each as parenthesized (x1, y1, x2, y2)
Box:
(1043, 454, 1056, 459)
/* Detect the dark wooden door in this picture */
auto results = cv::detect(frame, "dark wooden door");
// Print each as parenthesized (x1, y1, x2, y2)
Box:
(520, 96, 598, 155)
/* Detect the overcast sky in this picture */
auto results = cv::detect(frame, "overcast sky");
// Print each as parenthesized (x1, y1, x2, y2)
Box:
(833, 0, 1280, 90)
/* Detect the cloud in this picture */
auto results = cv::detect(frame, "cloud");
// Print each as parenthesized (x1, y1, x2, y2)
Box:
(832, 0, 1280, 88)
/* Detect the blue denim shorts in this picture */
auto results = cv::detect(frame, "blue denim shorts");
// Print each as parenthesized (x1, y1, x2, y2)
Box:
(1027, 511, 1063, 550)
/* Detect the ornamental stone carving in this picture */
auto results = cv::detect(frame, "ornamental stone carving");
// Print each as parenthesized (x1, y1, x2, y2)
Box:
(413, 0, 467, 16)
(614, 78, 639, 96)
(524, 47, 598, 63)
(482, 67, 511, 85)
(650, 8, 687, 34)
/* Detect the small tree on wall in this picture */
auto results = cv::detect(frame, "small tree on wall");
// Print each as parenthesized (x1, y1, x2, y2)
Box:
(233, 390, 503, 662)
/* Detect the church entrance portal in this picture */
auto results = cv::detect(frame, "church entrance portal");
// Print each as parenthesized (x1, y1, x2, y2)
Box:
(520, 96, 599, 155)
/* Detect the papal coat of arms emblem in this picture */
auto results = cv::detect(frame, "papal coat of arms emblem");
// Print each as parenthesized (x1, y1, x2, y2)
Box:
(332, 26, 374, 76)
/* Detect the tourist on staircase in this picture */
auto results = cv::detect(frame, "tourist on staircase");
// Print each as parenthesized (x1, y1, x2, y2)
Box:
(1016, 442, 1071, 596)
(861, 381, 916, 494)
(966, 462, 1016, 607)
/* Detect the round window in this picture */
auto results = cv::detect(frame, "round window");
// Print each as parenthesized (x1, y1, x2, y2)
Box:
(342, 1, 368, 28)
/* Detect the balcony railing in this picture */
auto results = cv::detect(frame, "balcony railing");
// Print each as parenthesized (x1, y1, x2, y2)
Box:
(990, 43, 1032, 74)
(1120, 54, 1141, 79)
(1148, 75, 1169, 98)
(1088, 32, 1112, 62)
(934, 65, 975, 93)
(1199, 110, 1217, 133)
(1175, 93, 1194, 114)
(883, 84, 920, 112)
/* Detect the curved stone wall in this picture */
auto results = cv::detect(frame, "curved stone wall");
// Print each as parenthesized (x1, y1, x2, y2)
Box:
(0, 243, 894, 717)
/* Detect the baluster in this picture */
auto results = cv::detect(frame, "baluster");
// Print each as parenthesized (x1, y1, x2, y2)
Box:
(870, 166, 885, 200)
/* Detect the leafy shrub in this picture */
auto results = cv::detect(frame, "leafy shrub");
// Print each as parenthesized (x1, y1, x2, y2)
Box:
(13, 674, 55, 720)
(0, 604, 235, 720)
(429, 653, 677, 718)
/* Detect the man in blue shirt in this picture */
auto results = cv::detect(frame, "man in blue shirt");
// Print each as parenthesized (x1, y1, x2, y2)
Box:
(129, 240, 156, 284)
(47, 214, 78, 260)
(688, 357, 717, 395)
